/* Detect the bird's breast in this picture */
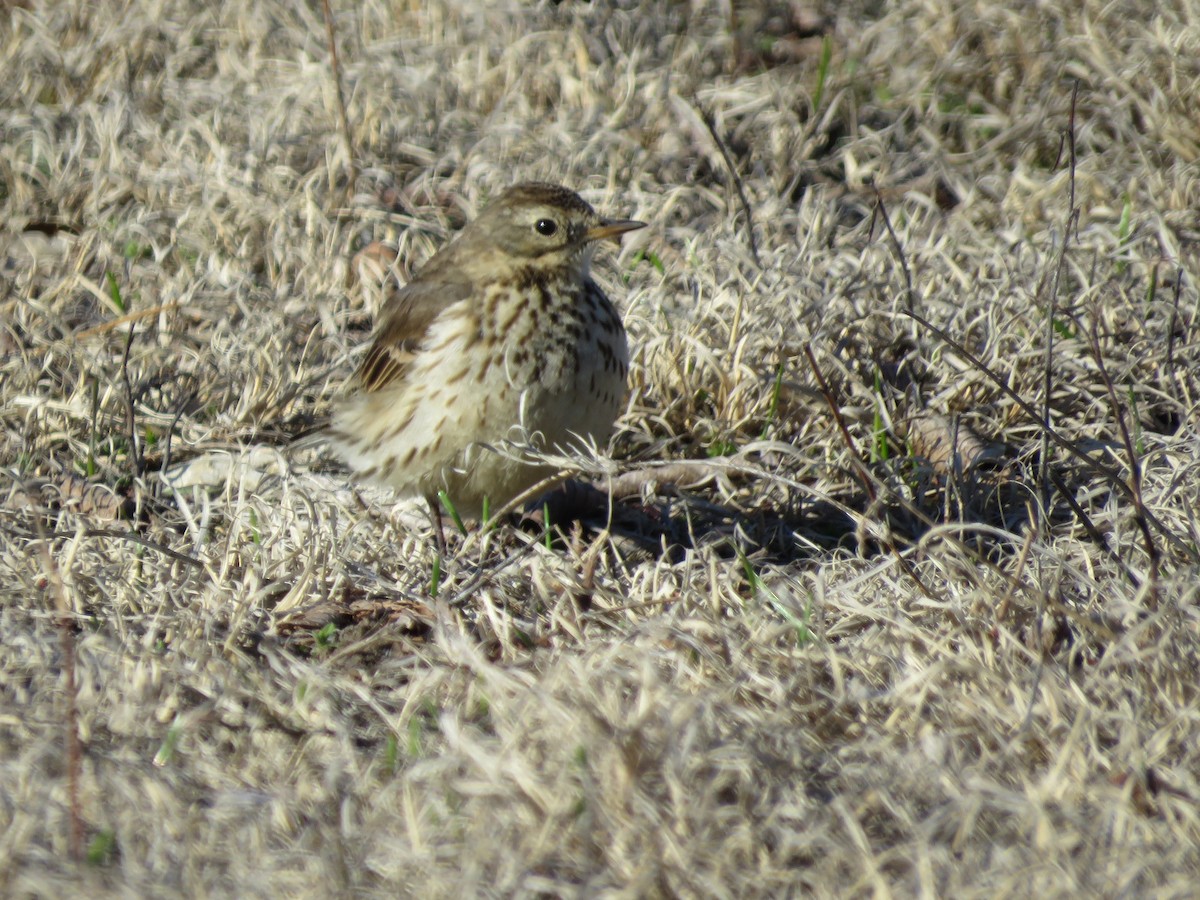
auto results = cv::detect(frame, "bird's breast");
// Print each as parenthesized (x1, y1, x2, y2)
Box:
(478, 273, 624, 393)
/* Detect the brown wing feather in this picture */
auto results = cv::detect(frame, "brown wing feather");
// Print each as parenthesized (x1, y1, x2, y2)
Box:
(356, 279, 474, 393)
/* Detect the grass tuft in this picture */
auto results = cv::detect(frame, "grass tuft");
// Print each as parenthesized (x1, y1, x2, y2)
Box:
(1, 0, 1198, 895)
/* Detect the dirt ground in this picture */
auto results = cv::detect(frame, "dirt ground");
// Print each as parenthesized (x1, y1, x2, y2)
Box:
(2, 0, 1199, 896)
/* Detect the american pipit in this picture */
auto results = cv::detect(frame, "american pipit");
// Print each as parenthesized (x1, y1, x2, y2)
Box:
(330, 182, 645, 529)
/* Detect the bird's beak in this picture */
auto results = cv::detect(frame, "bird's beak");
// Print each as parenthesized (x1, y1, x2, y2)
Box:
(585, 218, 647, 243)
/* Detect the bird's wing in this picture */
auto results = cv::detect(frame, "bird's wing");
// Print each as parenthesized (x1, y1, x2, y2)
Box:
(356, 278, 474, 393)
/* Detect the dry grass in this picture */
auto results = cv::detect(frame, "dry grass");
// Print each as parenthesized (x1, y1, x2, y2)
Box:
(3, 0, 1200, 895)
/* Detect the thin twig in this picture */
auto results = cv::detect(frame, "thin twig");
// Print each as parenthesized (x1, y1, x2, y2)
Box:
(1048, 469, 1140, 588)
(120, 324, 144, 478)
(697, 104, 761, 267)
(155, 391, 193, 501)
(1166, 267, 1183, 399)
(15, 303, 183, 360)
(871, 193, 916, 314)
(73, 302, 179, 341)
(607, 462, 724, 499)
(802, 346, 942, 601)
(0, 509, 207, 571)
(802, 346, 876, 504)
(320, 0, 357, 193)
(80, 527, 206, 569)
(32, 517, 84, 861)
(904, 307, 1196, 562)
(1038, 81, 1080, 517)
(1086, 317, 1160, 598)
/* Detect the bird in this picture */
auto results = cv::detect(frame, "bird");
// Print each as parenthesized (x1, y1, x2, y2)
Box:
(329, 182, 646, 537)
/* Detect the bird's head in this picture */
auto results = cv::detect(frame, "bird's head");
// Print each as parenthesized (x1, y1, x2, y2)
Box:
(471, 183, 645, 274)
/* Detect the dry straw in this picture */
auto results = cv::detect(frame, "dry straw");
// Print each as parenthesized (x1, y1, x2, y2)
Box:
(2, 0, 1198, 895)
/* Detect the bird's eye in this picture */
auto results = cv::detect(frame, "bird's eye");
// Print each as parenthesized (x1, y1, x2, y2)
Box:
(535, 218, 558, 236)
